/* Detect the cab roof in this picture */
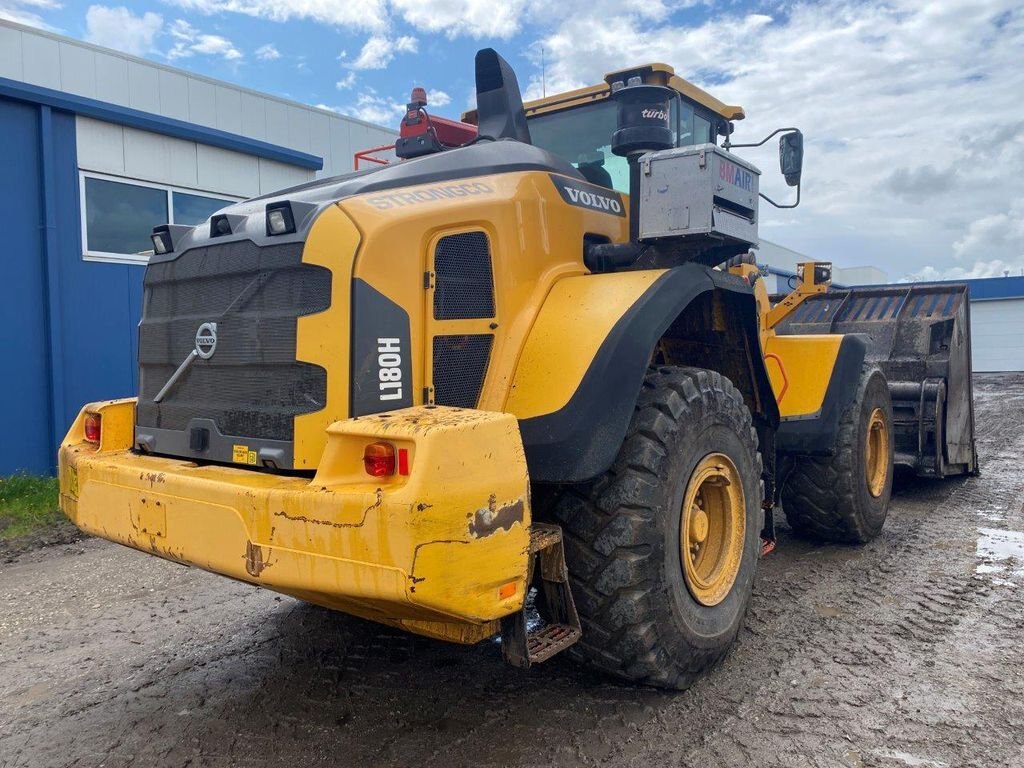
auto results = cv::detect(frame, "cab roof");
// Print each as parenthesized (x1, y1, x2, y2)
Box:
(462, 62, 745, 125)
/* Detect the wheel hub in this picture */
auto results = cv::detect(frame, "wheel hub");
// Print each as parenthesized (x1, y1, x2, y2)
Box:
(679, 453, 746, 607)
(865, 407, 889, 498)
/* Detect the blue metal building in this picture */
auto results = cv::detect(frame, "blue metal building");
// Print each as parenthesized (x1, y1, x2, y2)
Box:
(0, 20, 394, 475)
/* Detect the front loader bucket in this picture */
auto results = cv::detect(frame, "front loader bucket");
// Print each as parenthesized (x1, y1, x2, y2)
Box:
(775, 284, 979, 478)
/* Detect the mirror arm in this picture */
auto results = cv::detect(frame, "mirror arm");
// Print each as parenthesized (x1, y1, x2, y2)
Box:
(759, 183, 801, 210)
(724, 127, 800, 151)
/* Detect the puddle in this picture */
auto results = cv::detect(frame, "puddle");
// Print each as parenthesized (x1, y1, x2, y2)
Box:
(975, 527, 1024, 584)
(873, 749, 948, 767)
(815, 604, 844, 618)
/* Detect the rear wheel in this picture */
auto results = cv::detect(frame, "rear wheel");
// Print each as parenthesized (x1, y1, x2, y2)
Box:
(542, 366, 762, 689)
(781, 366, 894, 543)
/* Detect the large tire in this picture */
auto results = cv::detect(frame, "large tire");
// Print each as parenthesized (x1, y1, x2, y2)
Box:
(541, 366, 762, 689)
(781, 366, 894, 544)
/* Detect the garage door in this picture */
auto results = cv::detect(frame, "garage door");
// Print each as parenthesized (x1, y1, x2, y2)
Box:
(969, 299, 1024, 372)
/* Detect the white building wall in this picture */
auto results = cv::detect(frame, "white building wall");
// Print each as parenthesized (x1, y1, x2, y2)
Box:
(1, 20, 396, 179)
(968, 299, 1024, 373)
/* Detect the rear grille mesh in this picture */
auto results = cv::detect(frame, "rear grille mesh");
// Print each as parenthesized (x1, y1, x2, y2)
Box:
(433, 231, 495, 320)
(136, 240, 331, 442)
(432, 334, 493, 408)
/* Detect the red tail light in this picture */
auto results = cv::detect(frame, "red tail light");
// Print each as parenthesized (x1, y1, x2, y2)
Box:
(363, 442, 396, 477)
(84, 413, 101, 443)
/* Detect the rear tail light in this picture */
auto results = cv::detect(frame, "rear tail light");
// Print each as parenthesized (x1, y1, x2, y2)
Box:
(363, 442, 396, 477)
(84, 413, 101, 443)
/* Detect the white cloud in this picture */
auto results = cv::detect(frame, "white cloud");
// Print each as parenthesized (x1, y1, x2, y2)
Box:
(254, 43, 280, 60)
(336, 71, 357, 90)
(904, 259, 1024, 282)
(341, 88, 406, 125)
(427, 89, 451, 107)
(166, 0, 388, 32)
(85, 5, 162, 56)
(167, 18, 242, 60)
(528, 0, 1024, 277)
(344, 34, 417, 70)
(953, 200, 1024, 263)
(0, 0, 61, 29)
(390, 0, 527, 38)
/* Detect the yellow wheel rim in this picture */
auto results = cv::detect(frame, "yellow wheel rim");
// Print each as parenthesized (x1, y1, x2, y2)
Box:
(679, 453, 746, 607)
(865, 407, 889, 498)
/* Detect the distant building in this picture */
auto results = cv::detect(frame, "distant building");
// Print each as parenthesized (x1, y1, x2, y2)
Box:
(0, 20, 395, 475)
(755, 239, 888, 293)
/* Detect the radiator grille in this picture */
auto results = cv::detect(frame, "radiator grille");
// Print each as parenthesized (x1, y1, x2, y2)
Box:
(136, 240, 331, 442)
(432, 334, 493, 408)
(433, 231, 495, 320)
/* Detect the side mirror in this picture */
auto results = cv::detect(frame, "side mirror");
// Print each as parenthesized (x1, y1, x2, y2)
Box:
(779, 130, 803, 187)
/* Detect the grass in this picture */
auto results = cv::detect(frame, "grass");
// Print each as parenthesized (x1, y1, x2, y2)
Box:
(0, 474, 62, 541)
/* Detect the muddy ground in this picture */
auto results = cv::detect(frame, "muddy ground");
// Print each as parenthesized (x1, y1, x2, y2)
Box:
(1, 374, 1022, 768)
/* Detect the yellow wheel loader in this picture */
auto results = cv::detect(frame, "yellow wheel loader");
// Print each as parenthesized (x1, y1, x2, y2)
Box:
(58, 50, 976, 689)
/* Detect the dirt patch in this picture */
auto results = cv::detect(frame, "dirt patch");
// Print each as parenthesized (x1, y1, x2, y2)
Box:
(0, 517, 87, 563)
(0, 375, 1022, 768)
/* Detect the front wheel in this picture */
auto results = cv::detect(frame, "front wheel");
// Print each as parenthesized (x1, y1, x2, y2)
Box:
(781, 366, 894, 543)
(544, 366, 762, 689)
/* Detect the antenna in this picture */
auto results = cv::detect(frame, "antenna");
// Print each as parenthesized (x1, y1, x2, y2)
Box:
(541, 47, 546, 98)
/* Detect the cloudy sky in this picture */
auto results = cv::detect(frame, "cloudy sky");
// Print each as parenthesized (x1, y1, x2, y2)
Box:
(2, 0, 1022, 280)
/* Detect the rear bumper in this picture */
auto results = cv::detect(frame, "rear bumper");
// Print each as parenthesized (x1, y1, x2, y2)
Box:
(59, 400, 531, 644)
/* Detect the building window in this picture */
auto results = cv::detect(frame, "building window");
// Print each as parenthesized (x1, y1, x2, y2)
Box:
(80, 172, 239, 264)
(172, 191, 234, 226)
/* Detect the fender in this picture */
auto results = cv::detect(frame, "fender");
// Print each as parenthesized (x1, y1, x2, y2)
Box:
(509, 263, 779, 483)
(775, 334, 868, 456)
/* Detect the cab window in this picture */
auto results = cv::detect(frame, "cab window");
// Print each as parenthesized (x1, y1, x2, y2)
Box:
(528, 97, 714, 193)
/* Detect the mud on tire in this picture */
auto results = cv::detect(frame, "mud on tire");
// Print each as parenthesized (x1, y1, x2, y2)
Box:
(780, 366, 894, 544)
(536, 366, 762, 690)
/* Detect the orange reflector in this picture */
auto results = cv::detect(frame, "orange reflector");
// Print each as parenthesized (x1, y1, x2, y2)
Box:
(363, 442, 396, 477)
(84, 413, 101, 443)
(498, 581, 517, 599)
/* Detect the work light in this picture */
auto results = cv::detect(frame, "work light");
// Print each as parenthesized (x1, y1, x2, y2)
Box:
(150, 227, 173, 255)
(266, 202, 296, 236)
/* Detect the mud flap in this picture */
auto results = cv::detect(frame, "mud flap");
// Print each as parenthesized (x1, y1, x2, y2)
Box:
(501, 524, 581, 667)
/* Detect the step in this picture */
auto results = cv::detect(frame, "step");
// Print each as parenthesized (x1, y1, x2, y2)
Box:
(527, 622, 582, 664)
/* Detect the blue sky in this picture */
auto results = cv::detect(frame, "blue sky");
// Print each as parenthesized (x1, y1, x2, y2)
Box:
(2, 0, 1023, 281)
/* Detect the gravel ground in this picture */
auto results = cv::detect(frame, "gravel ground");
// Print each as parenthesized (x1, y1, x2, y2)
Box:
(1, 374, 1022, 768)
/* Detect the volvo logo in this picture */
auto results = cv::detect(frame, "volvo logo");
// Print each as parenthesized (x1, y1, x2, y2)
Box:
(195, 322, 218, 359)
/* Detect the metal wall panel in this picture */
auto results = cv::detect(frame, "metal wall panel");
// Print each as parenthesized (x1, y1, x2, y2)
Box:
(287, 104, 311, 153)
(0, 24, 23, 80)
(969, 300, 1024, 373)
(20, 31, 59, 88)
(157, 69, 189, 120)
(239, 91, 267, 140)
(123, 129, 200, 189)
(0, 98, 51, 474)
(57, 42, 96, 98)
(264, 98, 290, 147)
(258, 157, 310, 194)
(127, 60, 160, 113)
(76, 116, 125, 173)
(187, 76, 217, 127)
(215, 84, 242, 135)
(328, 118, 352, 176)
(309, 111, 331, 172)
(196, 142, 261, 196)
(93, 51, 129, 106)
